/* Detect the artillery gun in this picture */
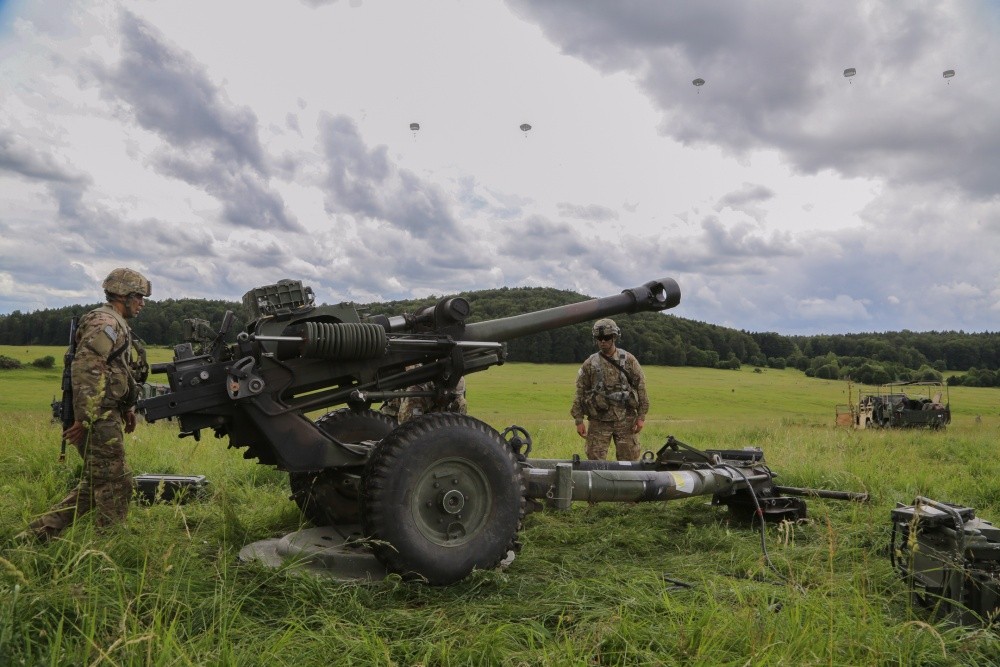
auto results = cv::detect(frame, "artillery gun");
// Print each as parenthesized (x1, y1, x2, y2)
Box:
(141, 277, 866, 584)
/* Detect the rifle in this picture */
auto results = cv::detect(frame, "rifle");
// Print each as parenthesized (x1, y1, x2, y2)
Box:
(57, 316, 79, 462)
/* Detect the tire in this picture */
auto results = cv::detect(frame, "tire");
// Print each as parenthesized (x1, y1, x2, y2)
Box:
(289, 408, 397, 525)
(361, 413, 525, 585)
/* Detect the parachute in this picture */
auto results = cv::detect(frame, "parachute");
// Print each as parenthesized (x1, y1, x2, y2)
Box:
(943, 69, 955, 84)
(519, 123, 532, 137)
(843, 67, 856, 82)
(692, 78, 705, 94)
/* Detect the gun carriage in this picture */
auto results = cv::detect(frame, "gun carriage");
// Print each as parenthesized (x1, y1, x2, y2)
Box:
(141, 277, 865, 584)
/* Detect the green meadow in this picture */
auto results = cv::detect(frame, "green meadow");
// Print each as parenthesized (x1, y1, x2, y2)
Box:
(2, 345, 999, 665)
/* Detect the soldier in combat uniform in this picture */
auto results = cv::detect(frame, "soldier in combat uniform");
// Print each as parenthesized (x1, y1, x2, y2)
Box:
(381, 376, 467, 423)
(25, 268, 151, 541)
(571, 318, 649, 461)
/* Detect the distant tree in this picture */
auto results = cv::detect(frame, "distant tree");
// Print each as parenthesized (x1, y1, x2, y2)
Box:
(912, 365, 943, 382)
(788, 352, 810, 371)
(852, 362, 892, 385)
(0, 355, 22, 370)
(808, 352, 839, 375)
(31, 356, 56, 369)
(964, 368, 999, 387)
(714, 354, 740, 370)
(815, 364, 839, 380)
(659, 335, 687, 366)
(686, 347, 719, 368)
(751, 331, 797, 359)
(943, 339, 979, 370)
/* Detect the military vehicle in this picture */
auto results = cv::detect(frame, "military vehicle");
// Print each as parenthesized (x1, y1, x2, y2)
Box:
(140, 277, 865, 584)
(848, 381, 951, 429)
(891, 497, 1000, 624)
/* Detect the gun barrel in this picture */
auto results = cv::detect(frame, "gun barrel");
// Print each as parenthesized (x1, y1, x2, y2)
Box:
(462, 278, 680, 342)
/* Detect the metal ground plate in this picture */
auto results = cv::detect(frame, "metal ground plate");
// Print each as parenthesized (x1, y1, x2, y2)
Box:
(239, 525, 388, 581)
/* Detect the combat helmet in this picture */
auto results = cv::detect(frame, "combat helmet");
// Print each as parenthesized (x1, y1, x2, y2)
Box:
(592, 318, 620, 338)
(103, 268, 152, 297)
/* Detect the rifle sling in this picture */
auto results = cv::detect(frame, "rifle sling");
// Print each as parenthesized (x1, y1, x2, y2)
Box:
(599, 352, 636, 391)
(107, 336, 131, 365)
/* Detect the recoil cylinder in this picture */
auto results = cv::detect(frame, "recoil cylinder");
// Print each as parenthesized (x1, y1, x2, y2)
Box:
(301, 322, 387, 360)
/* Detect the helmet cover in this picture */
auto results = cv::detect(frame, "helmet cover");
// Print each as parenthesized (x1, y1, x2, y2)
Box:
(102, 268, 152, 297)
(592, 318, 620, 338)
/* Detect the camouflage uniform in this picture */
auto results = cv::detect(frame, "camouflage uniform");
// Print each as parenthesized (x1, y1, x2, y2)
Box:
(397, 377, 467, 423)
(381, 367, 468, 423)
(571, 324, 649, 461)
(28, 269, 149, 540)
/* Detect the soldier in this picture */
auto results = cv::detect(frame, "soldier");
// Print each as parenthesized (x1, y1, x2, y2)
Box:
(382, 374, 468, 423)
(571, 318, 649, 461)
(25, 267, 151, 541)
(397, 376, 467, 423)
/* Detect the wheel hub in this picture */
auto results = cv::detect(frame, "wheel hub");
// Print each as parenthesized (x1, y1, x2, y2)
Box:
(441, 489, 465, 514)
(412, 457, 492, 547)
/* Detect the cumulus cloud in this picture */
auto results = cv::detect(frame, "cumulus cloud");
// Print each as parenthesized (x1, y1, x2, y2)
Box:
(507, 1, 1000, 199)
(717, 183, 774, 208)
(796, 294, 872, 322)
(497, 215, 592, 260)
(2, 0, 998, 336)
(98, 11, 299, 231)
(104, 13, 265, 169)
(556, 202, 619, 222)
(0, 131, 90, 184)
(715, 183, 774, 221)
(501, 0, 1000, 332)
(701, 217, 797, 259)
(318, 115, 460, 235)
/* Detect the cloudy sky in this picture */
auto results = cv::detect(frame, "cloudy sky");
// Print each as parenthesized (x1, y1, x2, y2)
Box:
(1, 0, 997, 335)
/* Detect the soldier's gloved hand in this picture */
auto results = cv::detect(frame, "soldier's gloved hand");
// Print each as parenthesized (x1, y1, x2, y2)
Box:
(63, 420, 87, 447)
(124, 409, 137, 434)
(576, 422, 587, 438)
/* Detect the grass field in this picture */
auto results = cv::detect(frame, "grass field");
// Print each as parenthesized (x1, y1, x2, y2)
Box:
(1, 346, 999, 665)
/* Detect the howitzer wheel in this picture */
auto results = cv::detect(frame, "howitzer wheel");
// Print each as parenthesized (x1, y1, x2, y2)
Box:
(289, 408, 397, 526)
(361, 413, 525, 585)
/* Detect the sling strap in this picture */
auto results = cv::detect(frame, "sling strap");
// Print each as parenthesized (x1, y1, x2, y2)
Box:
(598, 350, 637, 391)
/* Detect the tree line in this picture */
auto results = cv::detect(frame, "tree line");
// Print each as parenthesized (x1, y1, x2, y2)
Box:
(1, 286, 997, 386)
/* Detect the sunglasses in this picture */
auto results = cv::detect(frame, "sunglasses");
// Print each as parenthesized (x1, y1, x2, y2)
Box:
(594, 335, 615, 342)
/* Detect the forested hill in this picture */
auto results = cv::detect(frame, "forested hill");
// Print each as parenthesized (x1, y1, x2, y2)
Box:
(1, 286, 998, 385)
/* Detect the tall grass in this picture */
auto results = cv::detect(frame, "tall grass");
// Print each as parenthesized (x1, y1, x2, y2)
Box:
(2, 354, 999, 665)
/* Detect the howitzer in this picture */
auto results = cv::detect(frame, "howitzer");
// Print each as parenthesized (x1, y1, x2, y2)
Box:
(141, 277, 864, 584)
(140, 277, 680, 470)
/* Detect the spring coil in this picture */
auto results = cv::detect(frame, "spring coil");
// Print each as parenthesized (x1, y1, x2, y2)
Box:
(302, 322, 387, 360)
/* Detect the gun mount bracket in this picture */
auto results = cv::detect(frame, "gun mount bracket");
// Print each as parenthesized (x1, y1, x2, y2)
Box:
(227, 357, 265, 398)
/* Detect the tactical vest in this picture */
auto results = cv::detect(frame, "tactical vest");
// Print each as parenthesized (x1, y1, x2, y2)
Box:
(588, 350, 638, 410)
(88, 305, 140, 410)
